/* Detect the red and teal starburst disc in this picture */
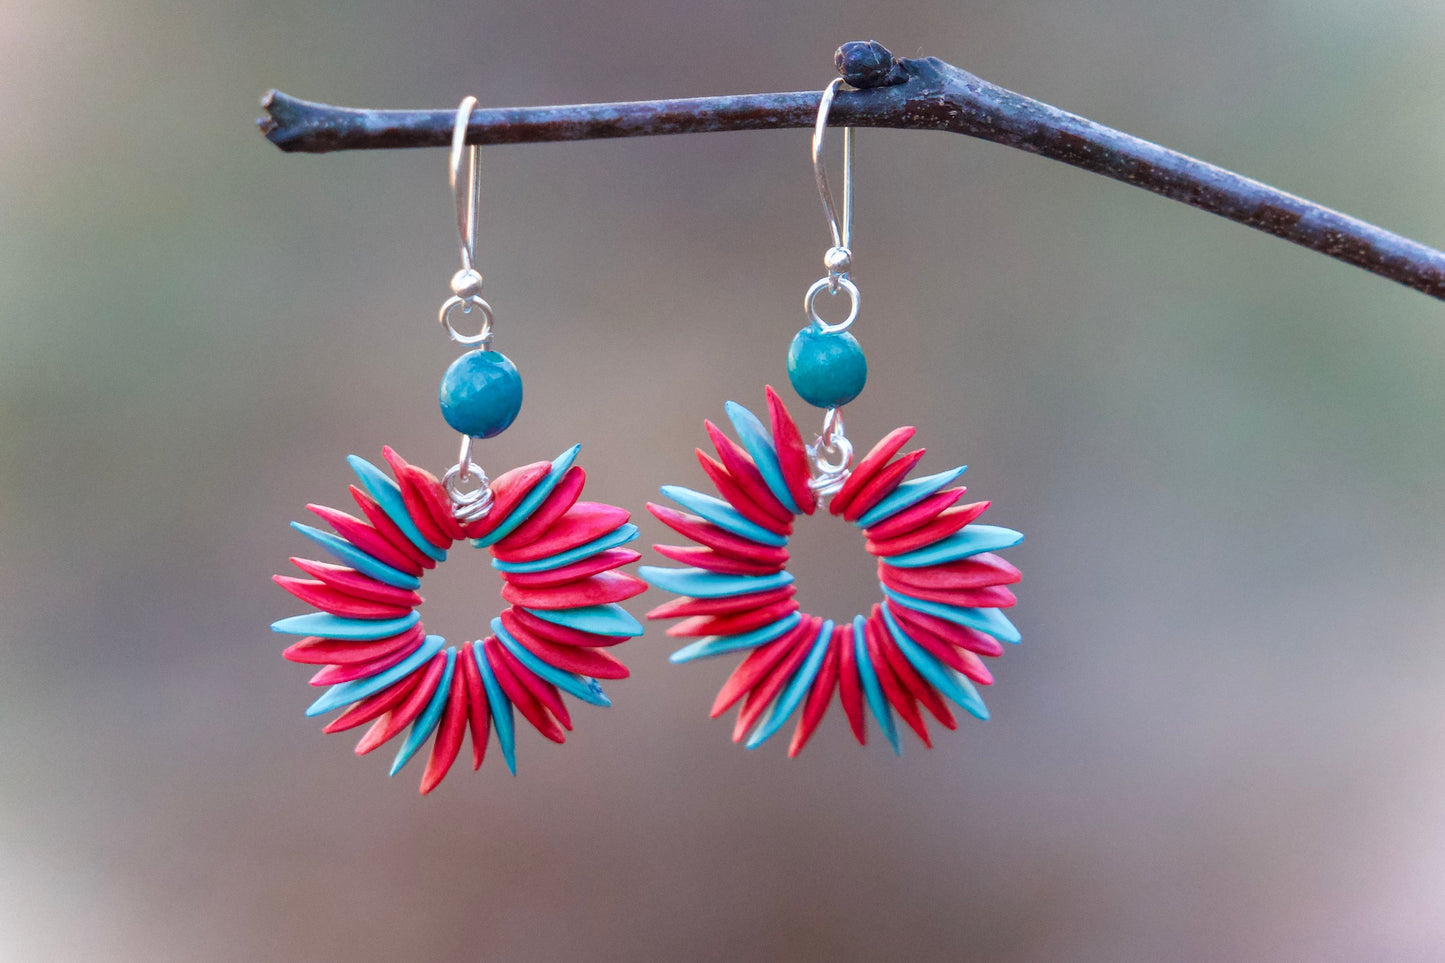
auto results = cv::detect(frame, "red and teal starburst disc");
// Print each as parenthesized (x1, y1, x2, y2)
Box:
(640, 387, 1023, 755)
(273, 445, 646, 792)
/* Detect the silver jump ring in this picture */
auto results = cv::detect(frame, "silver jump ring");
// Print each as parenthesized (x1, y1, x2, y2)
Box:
(807, 435, 853, 496)
(443, 462, 494, 523)
(804, 275, 860, 333)
(443, 462, 490, 496)
(806, 407, 853, 496)
(812, 435, 853, 475)
(439, 295, 495, 347)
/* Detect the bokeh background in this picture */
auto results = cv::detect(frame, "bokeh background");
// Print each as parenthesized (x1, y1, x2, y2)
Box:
(4, 1, 1445, 960)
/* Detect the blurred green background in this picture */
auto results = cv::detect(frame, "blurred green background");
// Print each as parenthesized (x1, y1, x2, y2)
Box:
(3, 1, 1444, 960)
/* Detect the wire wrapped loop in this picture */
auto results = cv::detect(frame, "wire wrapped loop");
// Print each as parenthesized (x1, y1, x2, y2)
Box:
(443, 435, 493, 522)
(443, 463, 494, 523)
(806, 406, 854, 497)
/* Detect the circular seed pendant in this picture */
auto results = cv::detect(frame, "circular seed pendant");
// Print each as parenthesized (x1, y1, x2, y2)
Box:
(273, 445, 646, 791)
(639, 387, 1023, 755)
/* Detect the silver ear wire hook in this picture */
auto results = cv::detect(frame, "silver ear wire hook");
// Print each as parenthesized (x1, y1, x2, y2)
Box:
(439, 96, 495, 347)
(812, 78, 854, 284)
(804, 78, 860, 333)
(450, 95, 481, 274)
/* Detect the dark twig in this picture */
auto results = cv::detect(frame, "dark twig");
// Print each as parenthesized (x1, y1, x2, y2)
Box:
(259, 40, 1445, 301)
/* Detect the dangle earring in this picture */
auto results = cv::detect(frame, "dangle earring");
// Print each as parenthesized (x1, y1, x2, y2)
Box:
(640, 79, 1024, 755)
(271, 98, 646, 792)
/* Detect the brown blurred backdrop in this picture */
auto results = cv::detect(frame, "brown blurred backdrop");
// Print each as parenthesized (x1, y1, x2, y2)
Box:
(3, 2, 1445, 960)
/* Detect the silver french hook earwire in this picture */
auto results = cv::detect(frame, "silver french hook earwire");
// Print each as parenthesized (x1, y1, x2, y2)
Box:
(813, 78, 855, 289)
(805, 79, 860, 333)
(450, 95, 480, 274)
(439, 95, 496, 348)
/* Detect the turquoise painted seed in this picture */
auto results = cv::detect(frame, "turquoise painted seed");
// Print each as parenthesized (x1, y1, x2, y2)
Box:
(439, 350, 523, 438)
(786, 325, 867, 408)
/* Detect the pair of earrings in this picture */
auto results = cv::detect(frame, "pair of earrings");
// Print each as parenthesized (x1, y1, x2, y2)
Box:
(271, 82, 1024, 793)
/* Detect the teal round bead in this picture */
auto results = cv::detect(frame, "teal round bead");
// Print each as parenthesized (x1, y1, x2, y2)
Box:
(787, 325, 867, 408)
(439, 350, 523, 438)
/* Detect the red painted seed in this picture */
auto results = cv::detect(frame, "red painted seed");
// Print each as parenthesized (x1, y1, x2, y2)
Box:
(274, 575, 413, 620)
(765, 385, 818, 515)
(461, 461, 552, 539)
(347, 486, 438, 568)
(354, 651, 448, 755)
(308, 632, 425, 685)
(864, 501, 992, 556)
(651, 543, 783, 576)
(321, 672, 423, 734)
(788, 631, 841, 757)
(695, 449, 793, 534)
(859, 487, 969, 542)
(500, 571, 647, 609)
(644, 585, 797, 620)
(500, 548, 642, 589)
(874, 613, 956, 730)
(420, 668, 469, 794)
(282, 624, 427, 666)
(842, 450, 927, 523)
(505, 625, 630, 679)
(378, 445, 456, 552)
(665, 599, 802, 639)
(485, 639, 566, 743)
(491, 466, 586, 550)
(287, 557, 423, 607)
(836, 622, 866, 745)
(886, 604, 1005, 658)
(864, 612, 931, 747)
(458, 642, 490, 770)
(505, 608, 626, 648)
(731, 617, 819, 742)
(646, 503, 790, 564)
(830, 426, 916, 516)
(710, 616, 817, 718)
(703, 419, 794, 522)
(307, 503, 426, 575)
(877, 553, 1022, 592)
(491, 502, 630, 563)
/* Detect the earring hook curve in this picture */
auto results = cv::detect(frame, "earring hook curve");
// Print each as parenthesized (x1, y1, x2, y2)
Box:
(812, 78, 854, 268)
(450, 96, 480, 273)
(439, 96, 494, 347)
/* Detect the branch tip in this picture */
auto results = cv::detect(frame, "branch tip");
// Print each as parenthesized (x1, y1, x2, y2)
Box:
(835, 40, 909, 88)
(257, 89, 279, 137)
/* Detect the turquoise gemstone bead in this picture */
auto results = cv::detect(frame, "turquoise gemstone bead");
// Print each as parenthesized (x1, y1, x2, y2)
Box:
(439, 350, 523, 438)
(787, 325, 867, 408)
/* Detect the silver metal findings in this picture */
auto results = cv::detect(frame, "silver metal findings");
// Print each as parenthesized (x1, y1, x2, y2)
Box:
(443, 433, 494, 523)
(438, 96, 496, 348)
(803, 78, 861, 337)
(806, 406, 854, 496)
(812, 77, 855, 291)
(439, 97, 497, 520)
(804, 80, 860, 495)
(804, 275, 860, 333)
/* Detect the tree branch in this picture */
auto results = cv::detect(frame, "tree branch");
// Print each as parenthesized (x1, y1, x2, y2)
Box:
(259, 40, 1445, 301)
